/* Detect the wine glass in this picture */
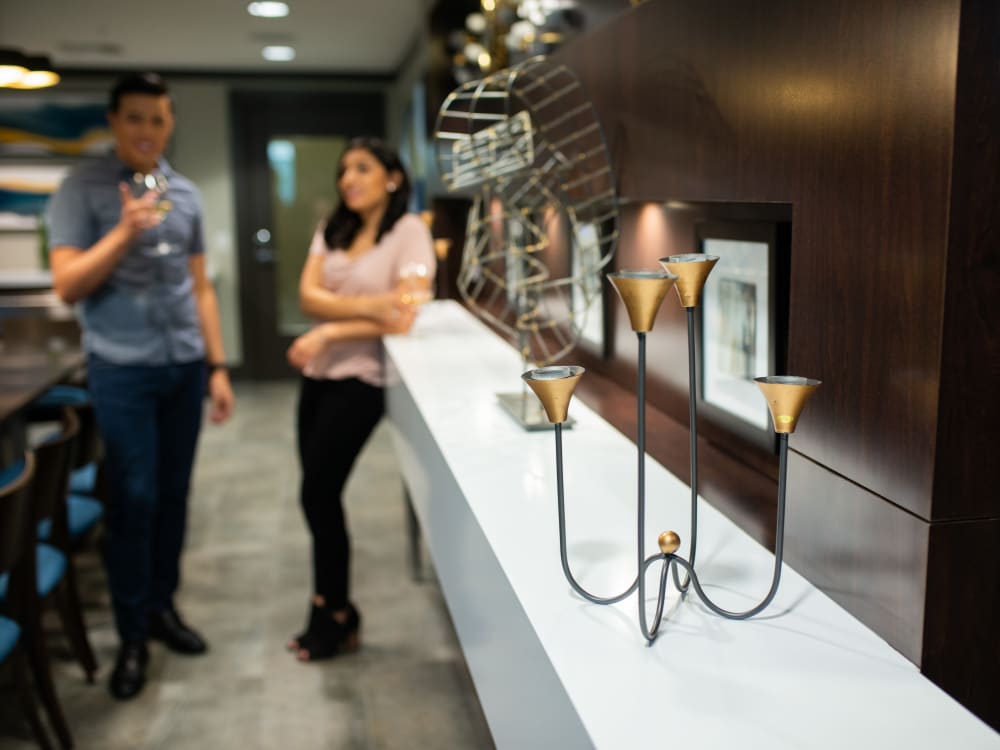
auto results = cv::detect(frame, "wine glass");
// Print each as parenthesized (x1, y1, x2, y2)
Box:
(131, 171, 170, 210)
(131, 171, 174, 256)
(398, 261, 434, 306)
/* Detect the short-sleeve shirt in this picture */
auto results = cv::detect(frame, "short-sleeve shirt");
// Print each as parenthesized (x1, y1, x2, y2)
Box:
(45, 152, 206, 366)
(303, 213, 435, 387)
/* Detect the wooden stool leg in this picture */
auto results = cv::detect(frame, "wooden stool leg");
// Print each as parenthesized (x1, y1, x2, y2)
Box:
(11, 645, 56, 750)
(55, 567, 98, 682)
(24, 616, 74, 750)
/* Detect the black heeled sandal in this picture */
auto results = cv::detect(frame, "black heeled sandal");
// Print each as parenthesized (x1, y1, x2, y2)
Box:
(287, 601, 326, 652)
(296, 603, 361, 662)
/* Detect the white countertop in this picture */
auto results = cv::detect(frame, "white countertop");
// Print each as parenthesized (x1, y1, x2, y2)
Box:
(384, 300, 999, 749)
(0, 270, 53, 291)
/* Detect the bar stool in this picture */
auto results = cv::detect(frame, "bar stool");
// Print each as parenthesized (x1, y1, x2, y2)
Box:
(29, 385, 105, 543)
(0, 453, 55, 750)
(0, 407, 97, 749)
(29, 406, 99, 679)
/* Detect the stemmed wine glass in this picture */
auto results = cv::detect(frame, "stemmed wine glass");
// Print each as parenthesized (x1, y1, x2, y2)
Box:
(131, 171, 173, 256)
(398, 261, 434, 306)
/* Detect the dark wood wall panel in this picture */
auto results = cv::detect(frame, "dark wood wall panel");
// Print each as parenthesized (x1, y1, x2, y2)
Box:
(933, 0, 1000, 521)
(554, 0, 961, 520)
(784, 453, 929, 665)
(923, 517, 1000, 726)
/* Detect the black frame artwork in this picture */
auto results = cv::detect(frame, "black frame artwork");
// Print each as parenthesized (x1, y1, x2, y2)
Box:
(695, 220, 791, 452)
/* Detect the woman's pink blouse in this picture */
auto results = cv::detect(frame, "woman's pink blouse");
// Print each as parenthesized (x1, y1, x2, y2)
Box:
(302, 213, 435, 386)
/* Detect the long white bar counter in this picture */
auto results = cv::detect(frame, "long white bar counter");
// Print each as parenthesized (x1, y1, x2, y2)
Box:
(384, 300, 999, 750)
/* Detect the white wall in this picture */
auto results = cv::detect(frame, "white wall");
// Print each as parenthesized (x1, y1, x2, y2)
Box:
(0, 233, 41, 271)
(169, 81, 242, 363)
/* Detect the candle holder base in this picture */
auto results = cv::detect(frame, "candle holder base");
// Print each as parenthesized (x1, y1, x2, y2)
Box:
(497, 392, 574, 431)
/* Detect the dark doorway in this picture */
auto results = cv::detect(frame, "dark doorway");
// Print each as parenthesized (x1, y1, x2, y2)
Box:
(231, 90, 384, 379)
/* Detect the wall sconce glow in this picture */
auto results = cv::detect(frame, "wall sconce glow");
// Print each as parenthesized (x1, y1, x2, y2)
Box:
(0, 64, 27, 86)
(9, 68, 60, 90)
(262, 45, 296, 61)
(248, 1, 289, 18)
(0, 49, 60, 89)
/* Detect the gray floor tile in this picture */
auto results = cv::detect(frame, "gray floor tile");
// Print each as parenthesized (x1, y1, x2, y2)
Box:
(0, 380, 494, 750)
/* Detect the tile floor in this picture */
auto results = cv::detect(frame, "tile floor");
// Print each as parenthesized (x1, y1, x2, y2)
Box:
(0, 380, 495, 750)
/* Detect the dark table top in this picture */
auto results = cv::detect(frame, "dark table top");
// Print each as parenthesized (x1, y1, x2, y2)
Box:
(0, 344, 85, 423)
(0, 343, 85, 470)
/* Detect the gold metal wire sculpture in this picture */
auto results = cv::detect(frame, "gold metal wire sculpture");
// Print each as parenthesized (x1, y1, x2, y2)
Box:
(434, 56, 618, 369)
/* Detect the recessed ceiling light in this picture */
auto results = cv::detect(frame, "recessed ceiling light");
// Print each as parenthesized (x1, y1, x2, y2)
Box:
(262, 45, 295, 61)
(248, 2, 289, 18)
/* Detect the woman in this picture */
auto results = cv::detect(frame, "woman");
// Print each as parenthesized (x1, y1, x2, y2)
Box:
(286, 137, 435, 661)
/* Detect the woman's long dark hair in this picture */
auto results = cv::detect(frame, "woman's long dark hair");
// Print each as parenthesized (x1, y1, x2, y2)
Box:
(323, 136, 411, 250)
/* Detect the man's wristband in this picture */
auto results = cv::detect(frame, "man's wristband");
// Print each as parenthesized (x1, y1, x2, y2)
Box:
(207, 362, 228, 376)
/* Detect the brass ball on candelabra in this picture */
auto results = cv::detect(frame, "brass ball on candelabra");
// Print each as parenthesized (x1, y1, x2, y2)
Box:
(658, 531, 681, 555)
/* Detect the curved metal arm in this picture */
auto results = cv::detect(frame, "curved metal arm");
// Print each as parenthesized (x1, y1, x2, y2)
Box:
(666, 433, 790, 620)
(639, 554, 670, 642)
(555, 422, 638, 604)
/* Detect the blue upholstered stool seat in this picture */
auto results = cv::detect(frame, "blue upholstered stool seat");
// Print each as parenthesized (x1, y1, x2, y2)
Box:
(68, 494, 103, 537)
(31, 385, 91, 409)
(37, 494, 104, 542)
(69, 463, 98, 495)
(35, 544, 66, 598)
(30, 384, 105, 543)
(0, 461, 25, 489)
(0, 545, 67, 602)
(33, 385, 101, 497)
(0, 615, 21, 663)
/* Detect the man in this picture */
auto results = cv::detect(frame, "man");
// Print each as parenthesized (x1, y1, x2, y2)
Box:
(46, 72, 234, 700)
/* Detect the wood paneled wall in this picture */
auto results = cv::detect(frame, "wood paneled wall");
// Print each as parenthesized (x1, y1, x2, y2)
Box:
(550, 0, 999, 730)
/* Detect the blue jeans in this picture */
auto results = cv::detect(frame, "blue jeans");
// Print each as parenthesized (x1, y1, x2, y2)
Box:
(87, 356, 204, 643)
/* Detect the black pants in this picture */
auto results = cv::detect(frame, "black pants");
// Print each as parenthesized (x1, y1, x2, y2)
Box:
(296, 376, 384, 609)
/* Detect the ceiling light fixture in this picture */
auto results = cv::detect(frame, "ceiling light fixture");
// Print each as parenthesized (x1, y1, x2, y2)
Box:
(0, 48, 60, 89)
(248, 1, 290, 18)
(449, 1, 583, 82)
(262, 45, 296, 61)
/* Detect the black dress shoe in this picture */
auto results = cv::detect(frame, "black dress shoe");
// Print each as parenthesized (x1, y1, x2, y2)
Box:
(148, 609, 208, 655)
(109, 641, 149, 701)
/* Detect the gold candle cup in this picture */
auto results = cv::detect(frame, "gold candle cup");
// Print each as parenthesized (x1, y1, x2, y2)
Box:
(607, 270, 678, 333)
(522, 366, 585, 424)
(754, 376, 821, 434)
(658, 254, 719, 308)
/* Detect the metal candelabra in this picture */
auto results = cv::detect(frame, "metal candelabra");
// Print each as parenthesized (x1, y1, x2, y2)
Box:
(522, 258, 820, 644)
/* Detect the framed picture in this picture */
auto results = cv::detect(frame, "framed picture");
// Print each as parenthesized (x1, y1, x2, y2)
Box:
(0, 163, 72, 230)
(0, 93, 112, 158)
(697, 220, 789, 450)
(571, 220, 607, 355)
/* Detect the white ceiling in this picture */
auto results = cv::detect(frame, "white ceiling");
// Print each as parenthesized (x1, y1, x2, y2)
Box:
(0, 0, 436, 75)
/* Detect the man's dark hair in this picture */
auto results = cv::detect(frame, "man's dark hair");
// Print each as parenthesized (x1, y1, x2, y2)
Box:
(108, 73, 171, 112)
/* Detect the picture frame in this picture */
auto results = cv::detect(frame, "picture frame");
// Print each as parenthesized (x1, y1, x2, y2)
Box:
(0, 93, 112, 158)
(0, 163, 73, 230)
(571, 219, 608, 356)
(696, 220, 789, 451)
